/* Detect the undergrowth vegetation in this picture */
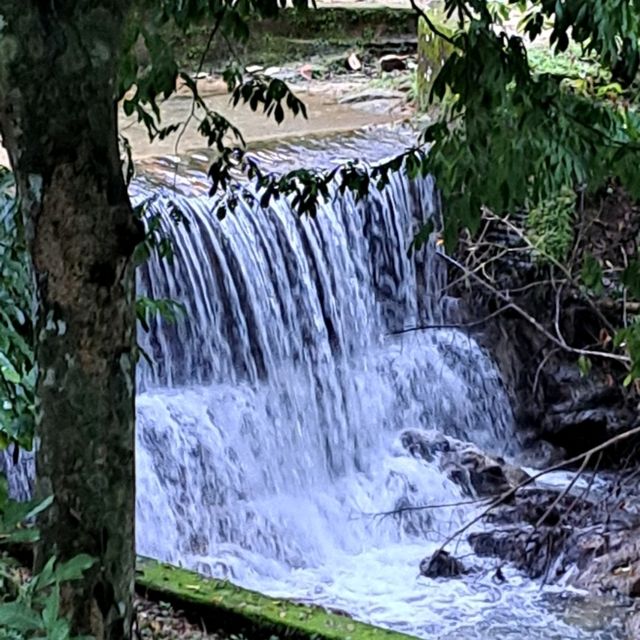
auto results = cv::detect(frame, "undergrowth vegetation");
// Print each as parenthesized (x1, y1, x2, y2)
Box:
(0, 479, 95, 639)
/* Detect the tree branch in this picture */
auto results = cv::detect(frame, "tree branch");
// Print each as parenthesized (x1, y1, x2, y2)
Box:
(439, 252, 631, 366)
(435, 423, 640, 554)
(409, 0, 457, 47)
(386, 304, 514, 336)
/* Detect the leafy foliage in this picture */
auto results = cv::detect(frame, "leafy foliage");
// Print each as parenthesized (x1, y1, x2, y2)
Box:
(0, 479, 95, 640)
(581, 252, 604, 295)
(418, 1, 640, 246)
(413, 0, 640, 380)
(526, 186, 576, 262)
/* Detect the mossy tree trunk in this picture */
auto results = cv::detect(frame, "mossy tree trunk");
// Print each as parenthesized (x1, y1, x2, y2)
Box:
(0, 3, 140, 637)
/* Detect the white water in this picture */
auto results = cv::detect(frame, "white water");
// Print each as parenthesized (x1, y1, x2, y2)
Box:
(135, 135, 622, 640)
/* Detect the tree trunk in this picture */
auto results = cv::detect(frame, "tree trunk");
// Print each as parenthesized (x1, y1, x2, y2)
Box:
(0, 3, 140, 637)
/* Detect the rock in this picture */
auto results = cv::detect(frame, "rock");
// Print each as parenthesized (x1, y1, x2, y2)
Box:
(484, 486, 593, 528)
(400, 429, 450, 462)
(135, 596, 220, 639)
(572, 526, 640, 597)
(467, 476, 640, 589)
(346, 53, 362, 72)
(379, 54, 408, 72)
(399, 429, 529, 498)
(469, 526, 571, 580)
(245, 65, 264, 74)
(627, 609, 640, 639)
(448, 191, 640, 469)
(420, 550, 466, 578)
(338, 89, 405, 104)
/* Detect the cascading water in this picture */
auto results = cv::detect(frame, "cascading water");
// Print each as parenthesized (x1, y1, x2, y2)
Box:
(134, 133, 622, 640)
(0, 132, 622, 639)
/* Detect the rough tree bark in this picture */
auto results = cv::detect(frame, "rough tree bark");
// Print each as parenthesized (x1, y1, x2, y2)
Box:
(0, 3, 140, 637)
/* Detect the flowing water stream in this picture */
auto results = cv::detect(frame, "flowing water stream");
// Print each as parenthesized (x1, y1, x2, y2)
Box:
(0, 129, 624, 639)
(135, 129, 624, 640)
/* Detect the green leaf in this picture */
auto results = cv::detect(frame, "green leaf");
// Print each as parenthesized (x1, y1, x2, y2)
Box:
(2, 495, 52, 531)
(577, 355, 592, 377)
(42, 586, 61, 631)
(34, 555, 57, 589)
(53, 554, 96, 583)
(0, 602, 43, 631)
(48, 617, 71, 640)
(581, 253, 603, 293)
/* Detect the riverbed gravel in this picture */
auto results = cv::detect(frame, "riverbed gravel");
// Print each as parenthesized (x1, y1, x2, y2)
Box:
(134, 596, 227, 639)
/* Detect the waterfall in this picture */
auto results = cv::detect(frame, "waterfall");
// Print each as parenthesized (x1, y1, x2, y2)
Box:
(1, 131, 622, 638)
(135, 160, 521, 636)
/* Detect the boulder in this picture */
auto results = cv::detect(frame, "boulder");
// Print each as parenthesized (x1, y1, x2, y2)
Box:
(572, 526, 640, 597)
(469, 526, 571, 580)
(379, 54, 408, 72)
(484, 486, 593, 528)
(420, 550, 466, 578)
(627, 609, 640, 639)
(399, 429, 529, 498)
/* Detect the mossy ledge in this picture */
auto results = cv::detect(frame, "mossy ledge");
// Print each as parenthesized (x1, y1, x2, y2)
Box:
(136, 559, 417, 640)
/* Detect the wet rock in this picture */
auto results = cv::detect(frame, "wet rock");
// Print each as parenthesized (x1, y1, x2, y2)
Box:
(420, 550, 466, 578)
(626, 609, 640, 639)
(400, 429, 449, 462)
(338, 89, 405, 104)
(466, 474, 640, 589)
(400, 429, 529, 498)
(540, 372, 631, 449)
(379, 54, 408, 72)
(469, 526, 571, 580)
(484, 486, 593, 528)
(572, 526, 640, 597)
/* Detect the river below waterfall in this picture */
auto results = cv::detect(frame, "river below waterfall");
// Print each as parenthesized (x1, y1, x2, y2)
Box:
(133, 128, 626, 640)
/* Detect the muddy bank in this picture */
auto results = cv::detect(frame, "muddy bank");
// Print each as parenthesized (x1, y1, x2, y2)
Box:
(164, 5, 417, 71)
(446, 191, 640, 467)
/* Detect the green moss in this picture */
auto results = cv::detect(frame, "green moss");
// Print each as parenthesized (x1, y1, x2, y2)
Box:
(137, 559, 417, 640)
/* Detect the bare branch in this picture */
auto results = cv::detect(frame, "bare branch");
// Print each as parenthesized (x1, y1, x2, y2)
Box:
(386, 304, 514, 336)
(439, 252, 631, 366)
